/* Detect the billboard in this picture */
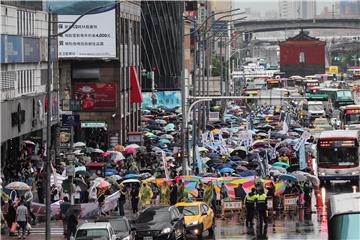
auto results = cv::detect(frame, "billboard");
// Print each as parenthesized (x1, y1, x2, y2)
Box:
(73, 83, 116, 111)
(23, 37, 40, 62)
(141, 91, 181, 109)
(0, 35, 23, 63)
(57, 8, 116, 59)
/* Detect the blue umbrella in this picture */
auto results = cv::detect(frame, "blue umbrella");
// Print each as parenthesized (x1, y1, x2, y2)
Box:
(230, 156, 242, 161)
(238, 170, 257, 177)
(219, 167, 235, 173)
(207, 153, 220, 159)
(123, 174, 141, 180)
(279, 173, 297, 182)
(159, 139, 171, 144)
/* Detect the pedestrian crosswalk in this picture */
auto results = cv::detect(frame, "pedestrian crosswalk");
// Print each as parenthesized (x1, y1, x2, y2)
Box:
(28, 227, 64, 235)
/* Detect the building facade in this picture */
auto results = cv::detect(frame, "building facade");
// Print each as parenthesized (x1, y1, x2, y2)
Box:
(1, 1, 59, 166)
(55, 1, 141, 148)
(279, 30, 325, 77)
(141, 1, 183, 90)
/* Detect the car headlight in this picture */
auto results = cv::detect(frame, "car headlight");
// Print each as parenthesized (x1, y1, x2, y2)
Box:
(161, 227, 172, 234)
(320, 172, 325, 176)
(122, 236, 131, 240)
(186, 221, 200, 227)
(352, 171, 359, 175)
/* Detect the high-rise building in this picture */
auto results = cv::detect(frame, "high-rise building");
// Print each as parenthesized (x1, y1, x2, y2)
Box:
(1, 1, 59, 166)
(279, 0, 316, 19)
(339, 0, 360, 18)
(141, 1, 184, 90)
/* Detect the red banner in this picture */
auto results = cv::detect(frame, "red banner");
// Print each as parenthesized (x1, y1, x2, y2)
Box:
(73, 83, 116, 110)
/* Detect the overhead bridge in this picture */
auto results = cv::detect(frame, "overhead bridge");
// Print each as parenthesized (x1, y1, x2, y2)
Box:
(234, 18, 360, 33)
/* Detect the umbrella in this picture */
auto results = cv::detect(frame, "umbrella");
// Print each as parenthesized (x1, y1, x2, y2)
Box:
(76, 171, 90, 177)
(219, 167, 235, 173)
(110, 152, 125, 162)
(96, 181, 111, 189)
(236, 165, 248, 171)
(92, 148, 104, 154)
(124, 148, 137, 154)
(73, 142, 86, 148)
(272, 162, 290, 169)
(198, 147, 209, 152)
(23, 140, 35, 145)
(114, 145, 125, 152)
(123, 174, 141, 180)
(164, 123, 175, 131)
(269, 169, 282, 176)
(238, 170, 257, 177)
(159, 139, 171, 144)
(107, 175, 122, 181)
(160, 134, 174, 140)
(279, 173, 297, 182)
(291, 173, 307, 182)
(5, 182, 30, 191)
(140, 172, 152, 179)
(75, 166, 86, 173)
(73, 149, 83, 155)
(122, 179, 141, 184)
(269, 166, 287, 174)
(126, 144, 141, 149)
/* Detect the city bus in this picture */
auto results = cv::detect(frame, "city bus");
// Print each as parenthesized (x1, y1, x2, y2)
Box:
(317, 88, 355, 108)
(303, 79, 320, 93)
(339, 105, 360, 129)
(328, 192, 360, 240)
(317, 130, 360, 184)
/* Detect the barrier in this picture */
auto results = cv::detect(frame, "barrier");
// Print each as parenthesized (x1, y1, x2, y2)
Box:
(283, 194, 297, 211)
(221, 200, 243, 218)
(267, 197, 273, 216)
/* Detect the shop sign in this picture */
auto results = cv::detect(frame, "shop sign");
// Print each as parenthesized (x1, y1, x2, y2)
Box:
(128, 132, 143, 143)
(209, 112, 220, 122)
(74, 83, 116, 111)
(0, 35, 23, 63)
(23, 37, 40, 62)
(81, 121, 106, 128)
(62, 114, 80, 126)
(61, 99, 81, 111)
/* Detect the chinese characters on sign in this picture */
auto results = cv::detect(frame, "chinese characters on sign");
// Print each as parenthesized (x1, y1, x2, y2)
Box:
(57, 8, 116, 58)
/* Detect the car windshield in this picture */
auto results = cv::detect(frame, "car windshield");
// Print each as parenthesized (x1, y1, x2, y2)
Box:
(318, 146, 358, 167)
(345, 113, 360, 124)
(309, 105, 324, 111)
(177, 206, 199, 216)
(110, 219, 129, 233)
(329, 213, 360, 239)
(136, 209, 170, 224)
(75, 229, 109, 240)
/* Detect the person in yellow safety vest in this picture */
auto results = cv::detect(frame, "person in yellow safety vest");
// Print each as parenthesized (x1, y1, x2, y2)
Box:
(245, 188, 257, 227)
(255, 189, 268, 226)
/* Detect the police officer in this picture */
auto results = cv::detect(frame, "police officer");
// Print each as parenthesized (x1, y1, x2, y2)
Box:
(255, 189, 268, 226)
(245, 188, 257, 226)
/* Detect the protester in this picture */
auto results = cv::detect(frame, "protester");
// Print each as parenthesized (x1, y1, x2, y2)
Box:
(139, 183, 153, 209)
(24, 189, 36, 225)
(6, 200, 16, 236)
(118, 184, 126, 216)
(16, 199, 28, 239)
(60, 197, 71, 236)
(160, 181, 170, 204)
(234, 184, 246, 201)
(130, 185, 139, 214)
(66, 211, 78, 240)
(169, 181, 178, 205)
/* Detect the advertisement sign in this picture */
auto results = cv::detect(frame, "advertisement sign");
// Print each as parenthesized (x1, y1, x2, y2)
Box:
(81, 121, 106, 128)
(74, 83, 116, 111)
(57, 8, 116, 58)
(62, 114, 80, 126)
(0, 35, 23, 63)
(59, 127, 71, 148)
(141, 91, 181, 109)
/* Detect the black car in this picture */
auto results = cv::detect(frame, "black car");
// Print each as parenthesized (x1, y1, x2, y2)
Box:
(132, 205, 186, 240)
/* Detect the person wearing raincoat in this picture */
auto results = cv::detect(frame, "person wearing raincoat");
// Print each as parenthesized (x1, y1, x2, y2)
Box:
(139, 183, 153, 209)
(129, 160, 139, 173)
(177, 181, 186, 203)
(160, 181, 170, 204)
(203, 182, 214, 210)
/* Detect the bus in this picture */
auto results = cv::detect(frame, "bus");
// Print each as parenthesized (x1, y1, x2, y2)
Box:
(340, 105, 360, 129)
(348, 67, 360, 80)
(328, 192, 360, 240)
(317, 88, 355, 108)
(317, 130, 360, 184)
(303, 80, 320, 93)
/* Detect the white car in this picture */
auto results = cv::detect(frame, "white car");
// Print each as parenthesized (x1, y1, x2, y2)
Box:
(75, 222, 117, 240)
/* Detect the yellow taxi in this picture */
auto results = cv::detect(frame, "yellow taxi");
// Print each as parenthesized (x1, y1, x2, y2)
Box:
(176, 201, 215, 239)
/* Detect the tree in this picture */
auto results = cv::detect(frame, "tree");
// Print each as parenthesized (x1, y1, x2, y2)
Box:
(212, 58, 222, 76)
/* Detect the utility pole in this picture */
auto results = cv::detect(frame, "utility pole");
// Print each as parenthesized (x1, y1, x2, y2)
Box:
(45, 10, 52, 240)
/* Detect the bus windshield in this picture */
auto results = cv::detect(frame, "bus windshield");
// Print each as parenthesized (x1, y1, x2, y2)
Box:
(344, 113, 360, 125)
(336, 91, 353, 100)
(329, 213, 360, 240)
(318, 141, 358, 167)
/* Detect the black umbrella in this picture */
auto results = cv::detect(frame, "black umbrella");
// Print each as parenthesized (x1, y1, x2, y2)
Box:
(230, 149, 247, 159)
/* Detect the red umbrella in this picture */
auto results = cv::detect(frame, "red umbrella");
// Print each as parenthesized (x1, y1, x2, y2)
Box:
(143, 117, 151, 121)
(124, 148, 136, 154)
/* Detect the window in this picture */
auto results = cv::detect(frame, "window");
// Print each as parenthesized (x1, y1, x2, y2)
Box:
(17, 10, 35, 36)
(299, 51, 305, 63)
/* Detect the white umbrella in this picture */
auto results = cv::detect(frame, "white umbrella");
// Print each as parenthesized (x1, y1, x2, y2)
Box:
(73, 149, 83, 155)
(269, 165, 287, 174)
(125, 144, 141, 149)
(23, 140, 35, 145)
(92, 148, 104, 154)
(122, 179, 141, 184)
(73, 142, 86, 148)
(5, 182, 30, 191)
